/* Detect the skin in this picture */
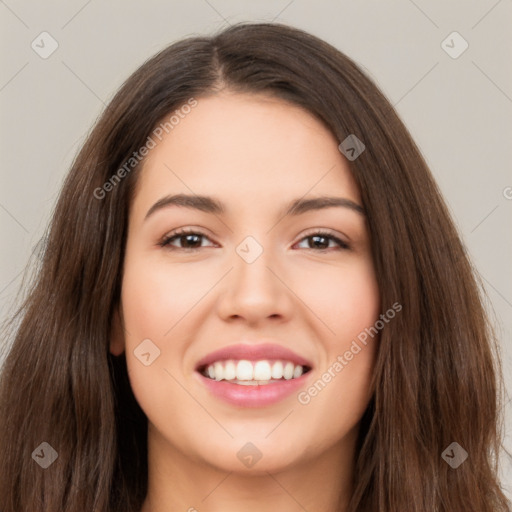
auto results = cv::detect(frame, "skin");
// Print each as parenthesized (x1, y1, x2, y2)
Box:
(110, 91, 381, 512)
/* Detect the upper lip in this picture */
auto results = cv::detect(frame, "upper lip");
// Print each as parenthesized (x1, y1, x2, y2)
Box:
(195, 342, 314, 371)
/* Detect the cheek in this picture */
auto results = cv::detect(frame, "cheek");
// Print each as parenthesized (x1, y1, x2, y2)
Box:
(118, 257, 187, 417)
(294, 257, 379, 423)
(120, 254, 213, 340)
(295, 334, 378, 458)
(330, 260, 380, 389)
(301, 255, 380, 342)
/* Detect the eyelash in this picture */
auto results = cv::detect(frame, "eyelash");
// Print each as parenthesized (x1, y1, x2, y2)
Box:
(158, 228, 350, 252)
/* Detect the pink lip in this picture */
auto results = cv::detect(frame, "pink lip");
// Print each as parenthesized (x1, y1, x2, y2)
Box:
(196, 371, 311, 408)
(194, 342, 314, 408)
(194, 342, 313, 370)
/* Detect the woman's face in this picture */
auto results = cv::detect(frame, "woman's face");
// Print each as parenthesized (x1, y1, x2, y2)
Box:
(112, 91, 380, 474)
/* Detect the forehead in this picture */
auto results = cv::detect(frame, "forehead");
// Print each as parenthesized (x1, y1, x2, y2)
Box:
(132, 92, 361, 217)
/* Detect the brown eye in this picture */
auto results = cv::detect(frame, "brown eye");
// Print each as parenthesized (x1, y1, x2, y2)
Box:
(158, 229, 350, 252)
(295, 231, 350, 251)
(159, 229, 213, 250)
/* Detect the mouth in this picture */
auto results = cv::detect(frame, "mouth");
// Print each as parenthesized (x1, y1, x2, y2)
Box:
(194, 342, 314, 407)
(197, 359, 312, 385)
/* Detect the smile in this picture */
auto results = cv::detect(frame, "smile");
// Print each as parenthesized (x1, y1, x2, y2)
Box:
(194, 342, 314, 407)
(199, 359, 311, 384)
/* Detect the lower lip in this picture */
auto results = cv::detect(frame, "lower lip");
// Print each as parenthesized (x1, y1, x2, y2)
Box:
(196, 371, 311, 407)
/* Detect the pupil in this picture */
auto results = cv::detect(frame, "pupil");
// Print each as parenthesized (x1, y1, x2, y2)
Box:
(311, 235, 328, 249)
(183, 234, 200, 247)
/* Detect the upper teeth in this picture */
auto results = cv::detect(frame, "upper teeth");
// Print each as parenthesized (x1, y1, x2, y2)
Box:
(204, 360, 305, 381)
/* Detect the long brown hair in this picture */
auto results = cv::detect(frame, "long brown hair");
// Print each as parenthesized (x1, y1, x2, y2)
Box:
(0, 21, 509, 512)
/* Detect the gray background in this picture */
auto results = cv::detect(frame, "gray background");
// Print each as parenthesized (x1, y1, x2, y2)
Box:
(1, 0, 511, 498)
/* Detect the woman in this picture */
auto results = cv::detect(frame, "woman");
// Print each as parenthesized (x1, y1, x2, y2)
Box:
(0, 21, 509, 512)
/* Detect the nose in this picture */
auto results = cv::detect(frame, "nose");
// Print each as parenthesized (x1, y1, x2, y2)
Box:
(215, 240, 294, 326)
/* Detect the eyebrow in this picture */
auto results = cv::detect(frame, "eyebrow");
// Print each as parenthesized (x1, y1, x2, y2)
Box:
(144, 193, 365, 221)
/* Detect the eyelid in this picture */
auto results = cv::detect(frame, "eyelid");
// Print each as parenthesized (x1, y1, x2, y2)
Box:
(158, 227, 217, 249)
(296, 227, 349, 244)
(158, 226, 351, 251)
(293, 228, 350, 250)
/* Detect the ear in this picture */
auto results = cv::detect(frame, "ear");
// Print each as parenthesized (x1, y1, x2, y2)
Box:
(109, 306, 126, 356)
